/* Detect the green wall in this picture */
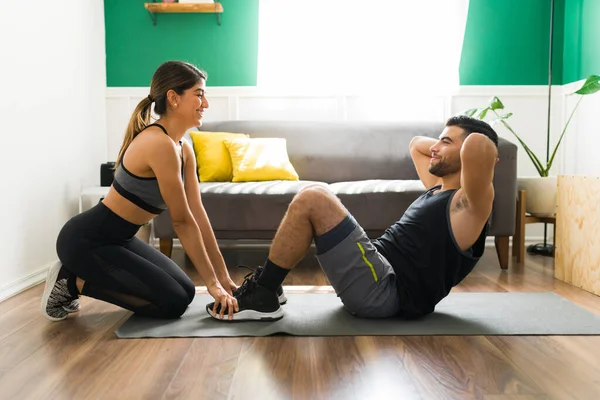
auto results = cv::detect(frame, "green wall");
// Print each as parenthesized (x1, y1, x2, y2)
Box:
(562, 0, 600, 84)
(459, 0, 599, 86)
(459, 0, 562, 85)
(104, 0, 595, 87)
(104, 0, 258, 87)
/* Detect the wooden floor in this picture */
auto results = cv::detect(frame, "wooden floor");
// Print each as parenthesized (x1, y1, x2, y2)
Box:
(2, 246, 600, 400)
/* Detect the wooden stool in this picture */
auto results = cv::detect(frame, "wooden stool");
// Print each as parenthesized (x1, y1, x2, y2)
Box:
(513, 190, 556, 263)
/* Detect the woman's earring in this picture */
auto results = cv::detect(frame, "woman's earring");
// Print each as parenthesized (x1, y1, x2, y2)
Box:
(174, 103, 178, 108)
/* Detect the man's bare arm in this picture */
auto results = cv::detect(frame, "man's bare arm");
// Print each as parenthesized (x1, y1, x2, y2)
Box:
(459, 133, 498, 218)
(409, 136, 441, 190)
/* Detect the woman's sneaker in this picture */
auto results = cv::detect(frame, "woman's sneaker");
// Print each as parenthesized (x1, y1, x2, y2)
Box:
(234, 265, 287, 305)
(207, 279, 283, 322)
(40, 261, 77, 321)
(63, 299, 80, 313)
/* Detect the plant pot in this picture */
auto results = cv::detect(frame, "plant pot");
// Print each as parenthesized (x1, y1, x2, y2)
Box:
(517, 176, 557, 217)
(135, 224, 152, 244)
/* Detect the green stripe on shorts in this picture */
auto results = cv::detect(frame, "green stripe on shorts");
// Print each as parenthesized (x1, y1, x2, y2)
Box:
(356, 242, 378, 282)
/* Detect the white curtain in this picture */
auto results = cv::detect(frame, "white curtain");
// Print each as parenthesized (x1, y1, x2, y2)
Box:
(257, 0, 470, 96)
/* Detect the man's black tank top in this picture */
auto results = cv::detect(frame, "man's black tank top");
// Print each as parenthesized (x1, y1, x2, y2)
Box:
(373, 185, 487, 319)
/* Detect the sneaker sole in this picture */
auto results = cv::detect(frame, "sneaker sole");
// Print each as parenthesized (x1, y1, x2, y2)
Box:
(278, 293, 287, 305)
(40, 261, 67, 322)
(63, 305, 80, 313)
(206, 306, 284, 321)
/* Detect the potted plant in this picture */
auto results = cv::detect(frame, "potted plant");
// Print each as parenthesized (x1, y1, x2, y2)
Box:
(462, 74, 600, 216)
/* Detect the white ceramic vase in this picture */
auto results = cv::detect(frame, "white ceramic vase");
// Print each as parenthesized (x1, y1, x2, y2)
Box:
(517, 176, 557, 217)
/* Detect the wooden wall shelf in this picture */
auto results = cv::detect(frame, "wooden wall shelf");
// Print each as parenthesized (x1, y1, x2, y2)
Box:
(144, 2, 224, 26)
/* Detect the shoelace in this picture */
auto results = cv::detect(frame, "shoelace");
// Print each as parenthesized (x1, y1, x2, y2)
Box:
(235, 265, 262, 296)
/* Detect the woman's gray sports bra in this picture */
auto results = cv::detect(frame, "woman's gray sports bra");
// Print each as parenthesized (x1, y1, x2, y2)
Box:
(112, 123, 184, 214)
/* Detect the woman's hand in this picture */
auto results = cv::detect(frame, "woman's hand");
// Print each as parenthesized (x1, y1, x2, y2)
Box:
(219, 276, 239, 296)
(208, 283, 239, 320)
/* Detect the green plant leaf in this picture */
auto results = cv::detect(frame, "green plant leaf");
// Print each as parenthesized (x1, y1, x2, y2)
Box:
(547, 95, 584, 173)
(489, 112, 513, 127)
(512, 134, 545, 175)
(462, 108, 479, 117)
(574, 74, 600, 95)
(489, 96, 504, 110)
(478, 107, 489, 119)
(492, 110, 545, 176)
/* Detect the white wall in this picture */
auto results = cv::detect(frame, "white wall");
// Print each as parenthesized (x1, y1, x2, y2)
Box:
(562, 79, 600, 176)
(106, 86, 557, 174)
(0, 0, 106, 301)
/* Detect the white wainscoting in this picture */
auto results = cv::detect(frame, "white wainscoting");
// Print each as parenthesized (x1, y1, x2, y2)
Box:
(106, 85, 586, 243)
(561, 79, 600, 176)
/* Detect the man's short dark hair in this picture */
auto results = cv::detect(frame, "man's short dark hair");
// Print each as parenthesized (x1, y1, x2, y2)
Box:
(446, 115, 499, 148)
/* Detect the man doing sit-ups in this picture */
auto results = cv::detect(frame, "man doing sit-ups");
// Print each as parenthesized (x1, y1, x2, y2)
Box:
(207, 115, 500, 321)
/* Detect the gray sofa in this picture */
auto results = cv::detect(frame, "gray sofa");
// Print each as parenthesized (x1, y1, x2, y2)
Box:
(154, 120, 518, 269)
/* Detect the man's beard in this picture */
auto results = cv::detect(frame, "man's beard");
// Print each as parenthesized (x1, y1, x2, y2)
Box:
(429, 160, 460, 177)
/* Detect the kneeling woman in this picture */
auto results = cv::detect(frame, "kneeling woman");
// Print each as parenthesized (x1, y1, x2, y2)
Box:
(41, 61, 239, 321)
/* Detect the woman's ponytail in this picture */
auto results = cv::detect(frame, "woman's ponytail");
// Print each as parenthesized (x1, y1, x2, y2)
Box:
(115, 96, 153, 168)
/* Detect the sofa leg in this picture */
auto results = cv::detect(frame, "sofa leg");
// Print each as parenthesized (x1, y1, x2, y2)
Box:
(159, 238, 173, 258)
(495, 236, 509, 270)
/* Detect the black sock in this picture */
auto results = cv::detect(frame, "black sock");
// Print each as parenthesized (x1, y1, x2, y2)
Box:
(257, 259, 289, 292)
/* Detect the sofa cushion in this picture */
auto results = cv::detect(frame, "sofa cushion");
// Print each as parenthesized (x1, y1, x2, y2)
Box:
(329, 180, 426, 232)
(199, 181, 328, 231)
(200, 179, 427, 233)
(189, 131, 248, 182)
(223, 137, 299, 182)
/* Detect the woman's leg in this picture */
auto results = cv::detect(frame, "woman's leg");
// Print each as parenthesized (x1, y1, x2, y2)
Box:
(51, 203, 195, 320)
(123, 237, 196, 302)
(73, 237, 196, 319)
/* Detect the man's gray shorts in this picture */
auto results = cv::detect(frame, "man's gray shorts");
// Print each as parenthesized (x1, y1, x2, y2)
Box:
(314, 215, 400, 318)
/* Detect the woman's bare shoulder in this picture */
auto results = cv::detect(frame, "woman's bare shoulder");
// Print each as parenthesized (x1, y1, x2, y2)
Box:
(136, 125, 172, 144)
(124, 126, 179, 171)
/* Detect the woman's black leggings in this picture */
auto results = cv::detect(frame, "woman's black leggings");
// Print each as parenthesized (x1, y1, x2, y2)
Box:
(56, 202, 195, 319)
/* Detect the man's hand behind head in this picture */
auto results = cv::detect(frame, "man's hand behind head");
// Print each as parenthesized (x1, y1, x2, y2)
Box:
(461, 132, 499, 164)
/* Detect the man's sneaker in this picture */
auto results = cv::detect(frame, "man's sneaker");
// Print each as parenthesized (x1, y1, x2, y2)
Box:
(40, 261, 76, 321)
(233, 265, 287, 305)
(207, 279, 283, 322)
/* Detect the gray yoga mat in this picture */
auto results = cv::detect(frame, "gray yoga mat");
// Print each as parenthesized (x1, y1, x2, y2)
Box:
(115, 292, 600, 338)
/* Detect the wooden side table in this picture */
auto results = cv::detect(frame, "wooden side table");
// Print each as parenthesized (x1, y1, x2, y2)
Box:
(513, 190, 556, 263)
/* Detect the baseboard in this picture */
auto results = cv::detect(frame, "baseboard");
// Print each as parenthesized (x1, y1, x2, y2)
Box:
(484, 236, 554, 248)
(0, 263, 51, 302)
(160, 237, 553, 250)
(152, 238, 283, 250)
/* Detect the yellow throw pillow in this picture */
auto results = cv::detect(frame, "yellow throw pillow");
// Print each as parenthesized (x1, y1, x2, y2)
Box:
(189, 131, 249, 182)
(223, 137, 299, 182)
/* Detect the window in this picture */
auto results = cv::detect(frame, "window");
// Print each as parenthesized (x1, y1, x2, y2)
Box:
(257, 0, 470, 96)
